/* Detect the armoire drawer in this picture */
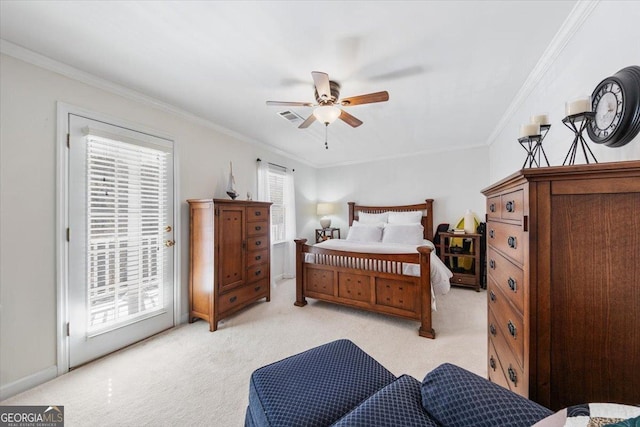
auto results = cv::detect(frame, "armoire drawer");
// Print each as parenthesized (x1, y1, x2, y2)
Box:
(247, 264, 269, 283)
(247, 220, 269, 236)
(247, 236, 268, 251)
(218, 279, 269, 314)
(246, 249, 269, 268)
(487, 221, 524, 264)
(487, 246, 525, 313)
(488, 282, 525, 369)
(488, 309, 528, 397)
(247, 206, 269, 222)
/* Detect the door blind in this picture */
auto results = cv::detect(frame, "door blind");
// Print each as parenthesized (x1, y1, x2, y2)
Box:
(86, 134, 168, 333)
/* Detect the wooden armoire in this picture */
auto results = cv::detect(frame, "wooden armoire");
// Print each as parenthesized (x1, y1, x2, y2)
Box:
(482, 160, 640, 411)
(188, 199, 272, 332)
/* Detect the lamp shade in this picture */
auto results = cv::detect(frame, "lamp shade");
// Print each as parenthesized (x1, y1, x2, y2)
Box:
(313, 105, 341, 124)
(316, 202, 334, 216)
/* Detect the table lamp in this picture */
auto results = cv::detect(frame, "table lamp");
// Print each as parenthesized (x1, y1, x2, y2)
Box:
(316, 203, 334, 229)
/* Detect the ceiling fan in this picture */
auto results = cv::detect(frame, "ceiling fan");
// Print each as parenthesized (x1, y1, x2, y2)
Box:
(266, 71, 389, 129)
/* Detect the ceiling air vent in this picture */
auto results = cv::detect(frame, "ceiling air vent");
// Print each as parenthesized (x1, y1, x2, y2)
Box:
(278, 110, 304, 126)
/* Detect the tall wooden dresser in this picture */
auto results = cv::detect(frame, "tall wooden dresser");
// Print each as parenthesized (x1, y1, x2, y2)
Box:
(482, 161, 640, 411)
(188, 199, 272, 332)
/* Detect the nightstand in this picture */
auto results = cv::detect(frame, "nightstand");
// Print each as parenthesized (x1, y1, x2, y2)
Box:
(436, 232, 481, 291)
(315, 227, 340, 243)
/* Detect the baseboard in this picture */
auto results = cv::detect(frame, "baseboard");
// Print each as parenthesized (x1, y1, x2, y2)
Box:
(0, 365, 58, 401)
(180, 312, 189, 324)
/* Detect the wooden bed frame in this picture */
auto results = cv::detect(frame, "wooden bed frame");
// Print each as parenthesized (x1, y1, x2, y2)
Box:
(294, 199, 436, 338)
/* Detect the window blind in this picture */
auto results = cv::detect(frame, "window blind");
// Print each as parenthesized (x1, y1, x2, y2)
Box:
(86, 135, 168, 333)
(268, 166, 286, 242)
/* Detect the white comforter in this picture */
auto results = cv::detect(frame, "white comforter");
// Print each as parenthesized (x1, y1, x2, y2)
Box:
(308, 239, 452, 306)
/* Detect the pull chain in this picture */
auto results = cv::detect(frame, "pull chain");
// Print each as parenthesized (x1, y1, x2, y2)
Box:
(324, 123, 329, 150)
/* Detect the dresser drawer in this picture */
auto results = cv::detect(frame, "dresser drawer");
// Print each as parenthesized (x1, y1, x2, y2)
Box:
(488, 281, 525, 370)
(246, 249, 268, 268)
(500, 189, 524, 222)
(487, 195, 501, 221)
(338, 273, 372, 303)
(487, 221, 524, 264)
(488, 308, 528, 397)
(247, 264, 269, 283)
(487, 247, 525, 313)
(247, 206, 269, 222)
(218, 279, 269, 314)
(247, 236, 268, 251)
(488, 338, 510, 391)
(247, 220, 269, 236)
(451, 273, 476, 286)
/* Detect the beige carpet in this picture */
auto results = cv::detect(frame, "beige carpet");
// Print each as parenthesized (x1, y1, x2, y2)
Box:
(2, 279, 487, 426)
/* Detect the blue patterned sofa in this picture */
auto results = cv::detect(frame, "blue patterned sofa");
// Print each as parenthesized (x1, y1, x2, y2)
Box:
(245, 339, 553, 426)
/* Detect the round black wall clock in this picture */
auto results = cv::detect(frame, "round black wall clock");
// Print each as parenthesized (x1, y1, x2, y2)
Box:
(587, 65, 640, 147)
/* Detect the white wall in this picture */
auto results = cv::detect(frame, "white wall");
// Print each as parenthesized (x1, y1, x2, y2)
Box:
(488, 1, 640, 182)
(0, 53, 317, 396)
(316, 146, 490, 235)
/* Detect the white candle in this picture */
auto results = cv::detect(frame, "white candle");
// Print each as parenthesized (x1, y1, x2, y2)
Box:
(565, 97, 591, 116)
(519, 123, 540, 138)
(530, 114, 550, 125)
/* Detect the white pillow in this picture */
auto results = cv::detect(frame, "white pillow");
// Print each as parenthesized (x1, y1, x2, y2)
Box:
(387, 210, 423, 224)
(346, 224, 383, 242)
(358, 211, 389, 224)
(382, 224, 424, 245)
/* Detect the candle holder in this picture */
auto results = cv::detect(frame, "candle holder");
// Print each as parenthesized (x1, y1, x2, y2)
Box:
(518, 124, 551, 168)
(562, 112, 597, 166)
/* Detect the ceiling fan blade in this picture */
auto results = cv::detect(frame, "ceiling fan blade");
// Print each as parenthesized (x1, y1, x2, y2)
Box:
(339, 109, 363, 128)
(298, 113, 316, 129)
(266, 101, 314, 107)
(340, 91, 389, 106)
(311, 71, 331, 101)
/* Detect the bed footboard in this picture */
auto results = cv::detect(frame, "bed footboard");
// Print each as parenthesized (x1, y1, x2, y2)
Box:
(294, 239, 435, 338)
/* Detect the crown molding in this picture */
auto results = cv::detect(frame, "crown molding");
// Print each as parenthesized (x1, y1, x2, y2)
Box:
(484, 0, 600, 147)
(0, 39, 316, 168)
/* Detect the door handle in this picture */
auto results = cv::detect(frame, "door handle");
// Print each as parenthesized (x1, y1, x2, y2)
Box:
(165, 240, 175, 247)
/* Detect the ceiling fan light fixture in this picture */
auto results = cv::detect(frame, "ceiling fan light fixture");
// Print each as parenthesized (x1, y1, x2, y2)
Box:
(313, 105, 341, 125)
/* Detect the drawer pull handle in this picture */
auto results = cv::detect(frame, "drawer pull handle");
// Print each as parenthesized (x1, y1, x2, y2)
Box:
(489, 259, 496, 269)
(505, 200, 515, 213)
(489, 324, 497, 336)
(508, 366, 518, 385)
(255, 241, 262, 246)
(507, 320, 517, 338)
(255, 255, 261, 261)
(255, 226, 262, 231)
(508, 277, 517, 292)
(489, 203, 496, 213)
(255, 211, 262, 216)
(508, 236, 517, 249)
(489, 229, 495, 238)
(255, 270, 262, 276)
(254, 286, 261, 292)
(229, 296, 237, 303)
(489, 290, 496, 302)
(489, 357, 496, 371)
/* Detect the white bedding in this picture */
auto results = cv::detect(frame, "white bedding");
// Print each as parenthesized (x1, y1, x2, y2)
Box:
(306, 239, 452, 308)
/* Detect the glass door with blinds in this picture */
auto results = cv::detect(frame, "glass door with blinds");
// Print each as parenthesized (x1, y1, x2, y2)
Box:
(68, 114, 174, 368)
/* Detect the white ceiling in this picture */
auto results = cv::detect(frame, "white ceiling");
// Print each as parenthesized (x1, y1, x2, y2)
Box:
(0, 1, 578, 167)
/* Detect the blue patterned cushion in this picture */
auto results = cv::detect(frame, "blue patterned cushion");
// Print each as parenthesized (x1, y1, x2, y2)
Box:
(332, 375, 439, 426)
(247, 339, 396, 426)
(421, 363, 553, 427)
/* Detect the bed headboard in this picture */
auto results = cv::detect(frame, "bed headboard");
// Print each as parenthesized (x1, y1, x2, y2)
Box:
(347, 199, 435, 242)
